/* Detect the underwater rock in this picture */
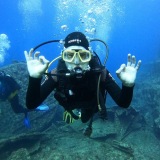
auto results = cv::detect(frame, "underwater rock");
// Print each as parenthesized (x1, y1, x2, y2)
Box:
(112, 140, 134, 156)
(8, 148, 31, 160)
(0, 132, 50, 160)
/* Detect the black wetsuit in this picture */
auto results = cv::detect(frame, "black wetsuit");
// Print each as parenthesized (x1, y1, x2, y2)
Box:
(0, 72, 27, 114)
(26, 58, 134, 123)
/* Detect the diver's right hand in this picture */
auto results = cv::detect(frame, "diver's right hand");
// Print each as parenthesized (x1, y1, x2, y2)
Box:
(24, 48, 50, 78)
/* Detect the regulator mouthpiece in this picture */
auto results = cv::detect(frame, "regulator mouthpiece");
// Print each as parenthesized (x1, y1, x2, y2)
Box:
(74, 67, 83, 78)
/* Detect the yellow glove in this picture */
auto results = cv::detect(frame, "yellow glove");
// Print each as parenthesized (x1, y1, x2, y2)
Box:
(63, 110, 81, 124)
(63, 111, 74, 124)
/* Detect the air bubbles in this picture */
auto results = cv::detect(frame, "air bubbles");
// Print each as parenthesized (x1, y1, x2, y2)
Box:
(0, 34, 7, 40)
(85, 28, 96, 34)
(59, 39, 64, 44)
(61, 25, 69, 31)
(0, 34, 10, 64)
(18, 0, 42, 31)
(0, 34, 10, 50)
(87, 9, 93, 14)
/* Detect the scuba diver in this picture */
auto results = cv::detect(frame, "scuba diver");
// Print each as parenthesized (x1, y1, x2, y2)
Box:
(0, 71, 30, 127)
(24, 32, 141, 136)
(0, 71, 49, 128)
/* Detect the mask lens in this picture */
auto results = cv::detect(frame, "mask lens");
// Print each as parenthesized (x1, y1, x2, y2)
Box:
(79, 50, 91, 62)
(63, 50, 75, 62)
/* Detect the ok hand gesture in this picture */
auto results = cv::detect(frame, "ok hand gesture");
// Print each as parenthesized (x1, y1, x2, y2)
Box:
(24, 48, 49, 78)
(116, 54, 141, 87)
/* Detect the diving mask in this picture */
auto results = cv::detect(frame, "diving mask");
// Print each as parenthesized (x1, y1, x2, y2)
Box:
(62, 49, 91, 63)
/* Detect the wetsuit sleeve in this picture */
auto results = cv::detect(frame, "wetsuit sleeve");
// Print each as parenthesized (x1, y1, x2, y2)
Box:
(104, 70, 134, 108)
(26, 75, 57, 109)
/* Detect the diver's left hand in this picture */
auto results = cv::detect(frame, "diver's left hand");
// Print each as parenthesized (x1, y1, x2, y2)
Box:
(116, 54, 141, 87)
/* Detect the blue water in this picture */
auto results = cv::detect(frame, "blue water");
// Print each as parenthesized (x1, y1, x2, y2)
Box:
(0, 0, 160, 76)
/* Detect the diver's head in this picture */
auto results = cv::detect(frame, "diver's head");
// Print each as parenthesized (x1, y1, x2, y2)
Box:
(62, 32, 92, 77)
(64, 32, 89, 50)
